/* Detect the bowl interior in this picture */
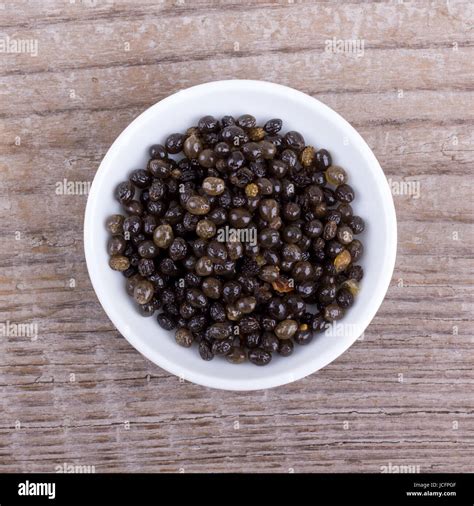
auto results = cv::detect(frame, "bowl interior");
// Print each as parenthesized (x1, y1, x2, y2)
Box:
(84, 80, 396, 390)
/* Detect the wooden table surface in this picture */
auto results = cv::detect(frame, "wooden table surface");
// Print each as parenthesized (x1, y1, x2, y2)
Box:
(0, 1, 473, 473)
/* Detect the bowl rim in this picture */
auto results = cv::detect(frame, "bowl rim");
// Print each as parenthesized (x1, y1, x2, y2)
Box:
(84, 79, 397, 390)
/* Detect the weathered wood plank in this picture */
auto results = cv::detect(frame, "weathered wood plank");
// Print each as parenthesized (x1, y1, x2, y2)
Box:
(1, 51, 473, 120)
(0, 1, 471, 76)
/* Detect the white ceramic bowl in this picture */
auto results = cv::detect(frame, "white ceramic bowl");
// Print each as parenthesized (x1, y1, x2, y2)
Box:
(84, 80, 397, 391)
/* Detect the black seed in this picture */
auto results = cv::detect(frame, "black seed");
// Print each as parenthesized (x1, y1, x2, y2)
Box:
(248, 348, 272, 366)
(335, 184, 355, 203)
(115, 181, 134, 204)
(237, 114, 257, 129)
(149, 144, 168, 160)
(157, 313, 177, 331)
(284, 131, 305, 151)
(336, 288, 354, 309)
(278, 339, 294, 357)
(198, 115, 219, 133)
(263, 118, 282, 134)
(165, 133, 185, 154)
(199, 341, 214, 361)
(315, 149, 332, 170)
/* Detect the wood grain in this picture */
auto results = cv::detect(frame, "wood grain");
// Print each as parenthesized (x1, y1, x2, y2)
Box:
(0, 0, 473, 473)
